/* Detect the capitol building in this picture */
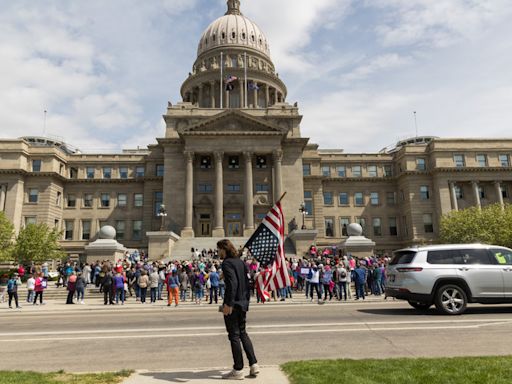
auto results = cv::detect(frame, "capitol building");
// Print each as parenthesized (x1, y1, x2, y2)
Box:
(1, 0, 511, 260)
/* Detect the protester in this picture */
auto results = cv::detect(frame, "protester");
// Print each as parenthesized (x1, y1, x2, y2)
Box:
(7, 273, 22, 309)
(75, 272, 86, 304)
(218, 239, 259, 380)
(33, 273, 46, 305)
(26, 274, 35, 303)
(166, 270, 180, 307)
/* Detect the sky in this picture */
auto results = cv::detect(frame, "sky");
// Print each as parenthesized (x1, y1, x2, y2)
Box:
(1, 0, 511, 153)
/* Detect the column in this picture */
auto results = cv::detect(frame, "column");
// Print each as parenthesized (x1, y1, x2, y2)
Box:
(265, 85, 270, 107)
(181, 151, 195, 237)
(472, 181, 481, 210)
(273, 150, 283, 203)
(253, 82, 258, 108)
(449, 182, 459, 211)
(244, 152, 254, 235)
(210, 81, 216, 108)
(0, 184, 6, 212)
(240, 81, 245, 108)
(198, 84, 204, 107)
(225, 89, 230, 109)
(213, 151, 225, 237)
(495, 181, 505, 210)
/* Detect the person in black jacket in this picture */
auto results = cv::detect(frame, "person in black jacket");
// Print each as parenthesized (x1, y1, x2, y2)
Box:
(102, 270, 114, 305)
(218, 239, 259, 380)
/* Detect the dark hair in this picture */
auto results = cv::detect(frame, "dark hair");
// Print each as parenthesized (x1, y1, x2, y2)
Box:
(217, 239, 240, 259)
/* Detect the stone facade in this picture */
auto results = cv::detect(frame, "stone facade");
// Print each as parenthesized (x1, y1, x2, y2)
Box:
(1, 2, 512, 259)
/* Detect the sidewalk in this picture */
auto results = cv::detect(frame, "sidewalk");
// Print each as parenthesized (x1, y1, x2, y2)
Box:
(122, 366, 290, 384)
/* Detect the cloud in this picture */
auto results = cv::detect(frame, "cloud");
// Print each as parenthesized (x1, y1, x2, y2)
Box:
(340, 53, 413, 83)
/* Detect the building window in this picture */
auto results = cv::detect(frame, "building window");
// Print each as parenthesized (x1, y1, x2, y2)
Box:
(339, 192, 348, 205)
(103, 167, 112, 179)
(198, 184, 213, 193)
(228, 156, 240, 169)
(256, 184, 269, 192)
(100, 193, 110, 208)
(453, 154, 465, 167)
(355, 217, 366, 234)
(83, 193, 93, 208)
(340, 217, 350, 236)
(367, 165, 377, 177)
(118, 193, 127, 207)
(478, 186, 486, 199)
(476, 154, 488, 167)
(132, 220, 142, 241)
(325, 218, 334, 237)
(156, 164, 164, 177)
(200, 156, 212, 169)
(322, 165, 331, 177)
(154, 192, 163, 216)
(135, 166, 145, 177)
(354, 192, 364, 206)
(120, 167, 128, 179)
(82, 221, 91, 240)
(64, 221, 74, 240)
(352, 165, 362, 177)
(389, 217, 398, 236)
(499, 154, 510, 167)
(502, 186, 509, 199)
(373, 218, 382, 236)
(32, 160, 42, 172)
(416, 158, 426, 171)
(67, 194, 76, 208)
(323, 192, 333, 205)
(370, 192, 379, 206)
(454, 185, 464, 199)
(256, 156, 267, 169)
(303, 164, 311, 176)
(25, 217, 37, 226)
(304, 191, 313, 216)
(134, 193, 143, 207)
(384, 165, 393, 177)
(423, 214, 434, 233)
(420, 186, 430, 200)
(400, 190, 405, 201)
(116, 221, 125, 240)
(70, 168, 78, 179)
(86, 167, 95, 179)
(56, 192, 62, 206)
(337, 166, 346, 177)
(386, 191, 397, 205)
(228, 184, 241, 193)
(28, 188, 38, 203)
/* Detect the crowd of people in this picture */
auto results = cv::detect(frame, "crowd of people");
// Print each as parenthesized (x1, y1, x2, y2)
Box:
(0, 246, 391, 309)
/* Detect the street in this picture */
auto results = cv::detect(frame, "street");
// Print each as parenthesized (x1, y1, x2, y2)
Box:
(1, 299, 512, 372)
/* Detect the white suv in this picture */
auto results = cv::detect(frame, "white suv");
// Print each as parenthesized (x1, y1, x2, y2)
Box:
(385, 244, 512, 315)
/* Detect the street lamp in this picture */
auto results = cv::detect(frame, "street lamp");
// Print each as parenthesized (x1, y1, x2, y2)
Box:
(157, 204, 168, 231)
(299, 202, 307, 230)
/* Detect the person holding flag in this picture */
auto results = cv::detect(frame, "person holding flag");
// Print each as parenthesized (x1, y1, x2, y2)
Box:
(225, 75, 238, 91)
(218, 239, 259, 380)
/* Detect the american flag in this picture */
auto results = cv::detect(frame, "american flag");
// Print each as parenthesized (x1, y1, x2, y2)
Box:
(244, 201, 290, 302)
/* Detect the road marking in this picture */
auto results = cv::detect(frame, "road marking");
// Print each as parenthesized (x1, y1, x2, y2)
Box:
(0, 319, 510, 340)
(0, 321, 510, 343)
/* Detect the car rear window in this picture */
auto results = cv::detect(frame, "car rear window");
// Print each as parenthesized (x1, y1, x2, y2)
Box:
(427, 250, 462, 264)
(390, 251, 417, 265)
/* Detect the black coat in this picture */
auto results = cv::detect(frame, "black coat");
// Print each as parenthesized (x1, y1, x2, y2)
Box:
(222, 258, 250, 312)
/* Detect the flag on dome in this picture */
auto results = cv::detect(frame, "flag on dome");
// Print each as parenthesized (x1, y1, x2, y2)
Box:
(248, 82, 259, 91)
(225, 75, 238, 91)
(244, 198, 290, 303)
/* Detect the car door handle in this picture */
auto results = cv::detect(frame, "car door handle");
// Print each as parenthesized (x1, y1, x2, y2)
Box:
(458, 268, 469, 271)
(504, 268, 512, 272)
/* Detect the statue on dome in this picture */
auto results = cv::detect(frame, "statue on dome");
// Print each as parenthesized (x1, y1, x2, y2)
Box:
(226, 0, 242, 15)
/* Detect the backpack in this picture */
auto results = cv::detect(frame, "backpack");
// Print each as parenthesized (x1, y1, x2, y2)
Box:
(194, 278, 201, 290)
(7, 279, 15, 292)
(340, 270, 347, 278)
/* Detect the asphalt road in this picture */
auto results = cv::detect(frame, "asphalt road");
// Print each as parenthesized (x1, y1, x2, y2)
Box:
(1, 300, 512, 372)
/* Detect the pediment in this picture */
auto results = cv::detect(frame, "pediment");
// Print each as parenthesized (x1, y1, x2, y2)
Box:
(180, 110, 284, 136)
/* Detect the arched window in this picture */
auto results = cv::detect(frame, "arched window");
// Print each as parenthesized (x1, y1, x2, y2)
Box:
(213, 33, 216, 42)
(242, 32, 246, 40)
(222, 32, 226, 40)
(231, 31, 236, 39)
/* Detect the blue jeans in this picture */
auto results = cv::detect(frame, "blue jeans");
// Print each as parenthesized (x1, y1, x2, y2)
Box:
(195, 288, 203, 301)
(219, 285, 225, 299)
(337, 282, 347, 300)
(157, 281, 164, 300)
(150, 287, 157, 303)
(356, 282, 365, 299)
(76, 287, 85, 301)
(27, 290, 35, 303)
(116, 287, 125, 303)
(180, 288, 187, 301)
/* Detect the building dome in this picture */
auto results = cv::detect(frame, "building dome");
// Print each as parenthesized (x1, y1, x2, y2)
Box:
(197, 1, 270, 59)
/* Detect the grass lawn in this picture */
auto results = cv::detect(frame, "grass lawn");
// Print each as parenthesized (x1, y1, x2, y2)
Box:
(0, 370, 132, 384)
(281, 356, 512, 384)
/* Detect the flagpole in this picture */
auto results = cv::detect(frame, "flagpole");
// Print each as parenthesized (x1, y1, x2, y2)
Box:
(220, 52, 224, 109)
(244, 52, 248, 108)
(276, 191, 287, 204)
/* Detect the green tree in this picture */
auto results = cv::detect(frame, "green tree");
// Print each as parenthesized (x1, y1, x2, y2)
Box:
(13, 223, 66, 264)
(440, 204, 512, 248)
(0, 212, 15, 261)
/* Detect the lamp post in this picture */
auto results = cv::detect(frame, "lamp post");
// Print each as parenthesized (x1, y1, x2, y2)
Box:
(299, 202, 307, 230)
(157, 204, 168, 231)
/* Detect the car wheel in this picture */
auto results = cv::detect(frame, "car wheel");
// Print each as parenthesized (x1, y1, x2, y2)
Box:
(435, 284, 467, 315)
(408, 300, 431, 310)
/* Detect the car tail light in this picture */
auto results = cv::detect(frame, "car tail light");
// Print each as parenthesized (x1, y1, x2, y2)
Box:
(397, 267, 423, 272)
